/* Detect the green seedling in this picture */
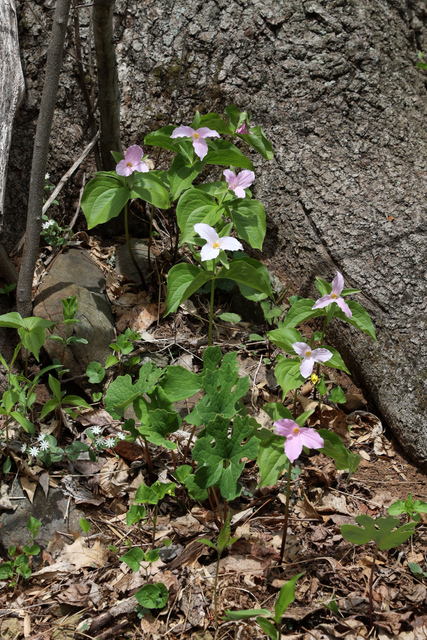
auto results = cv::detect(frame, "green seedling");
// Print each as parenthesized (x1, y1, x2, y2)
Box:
(0, 516, 41, 585)
(80, 518, 91, 537)
(200, 514, 239, 635)
(223, 572, 305, 640)
(388, 494, 427, 523)
(134, 582, 168, 618)
(133, 481, 176, 548)
(341, 514, 416, 628)
(120, 546, 160, 576)
(0, 282, 16, 297)
(107, 328, 142, 375)
(408, 562, 427, 580)
(50, 296, 88, 365)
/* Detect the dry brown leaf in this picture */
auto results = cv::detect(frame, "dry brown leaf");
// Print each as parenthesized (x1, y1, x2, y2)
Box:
(116, 301, 166, 333)
(59, 536, 108, 570)
(77, 409, 115, 427)
(61, 475, 105, 506)
(98, 457, 129, 498)
(39, 471, 50, 498)
(20, 475, 37, 504)
(23, 613, 31, 639)
(0, 484, 16, 510)
(32, 561, 76, 579)
(1, 618, 23, 640)
(57, 583, 91, 607)
(172, 513, 204, 537)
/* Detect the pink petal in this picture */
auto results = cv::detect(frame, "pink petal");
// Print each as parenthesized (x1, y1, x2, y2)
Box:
(223, 169, 236, 187)
(274, 419, 298, 437)
(336, 297, 352, 318)
(299, 427, 324, 450)
(311, 348, 333, 364)
(217, 236, 243, 252)
(116, 160, 132, 177)
(125, 145, 143, 164)
(194, 223, 219, 244)
(292, 342, 310, 357)
(200, 244, 220, 261)
(312, 293, 333, 310)
(134, 161, 149, 173)
(233, 185, 247, 198)
(284, 435, 303, 463)
(236, 122, 248, 134)
(300, 356, 315, 378)
(193, 137, 209, 159)
(171, 126, 195, 139)
(332, 272, 344, 295)
(235, 170, 255, 189)
(196, 127, 220, 139)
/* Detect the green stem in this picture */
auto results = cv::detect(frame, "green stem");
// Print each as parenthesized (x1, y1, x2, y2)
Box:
(182, 424, 197, 466)
(293, 389, 298, 419)
(208, 279, 216, 346)
(277, 621, 282, 640)
(61, 325, 70, 365)
(124, 201, 146, 288)
(25, 349, 28, 379)
(152, 504, 158, 549)
(313, 316, 328, 401)
(279, 459, 293, 562)
(148, 204, 154, 273)
(368, 545, 379, 629)
(214, 552, 220, 637)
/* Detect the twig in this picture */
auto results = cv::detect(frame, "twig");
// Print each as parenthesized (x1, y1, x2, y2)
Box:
(65, 171, 86, 239)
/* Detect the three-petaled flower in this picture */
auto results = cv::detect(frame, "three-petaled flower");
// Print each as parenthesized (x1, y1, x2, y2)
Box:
(292, 342, 333, 378)
(223, 169, 255, 198)
(170, 126, 219, 160)
(236, 122, 248, 134)
(312, 272, 352, 318)
(274, 419, 324, 463)
(116, 145, 149, 177)
(194, 223, 243, 261)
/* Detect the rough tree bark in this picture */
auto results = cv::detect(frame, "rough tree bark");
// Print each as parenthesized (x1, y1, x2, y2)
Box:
(93, 0, 122, 170)
(16, 0, 71, 319)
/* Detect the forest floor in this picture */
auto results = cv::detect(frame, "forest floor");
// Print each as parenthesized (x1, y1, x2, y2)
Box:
(1, 230, 427, 640)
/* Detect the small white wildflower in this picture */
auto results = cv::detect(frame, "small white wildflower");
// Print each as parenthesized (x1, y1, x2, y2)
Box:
(95, 436, 105, 447)
(21, 443, 27, 453)
(42, 219, 55, 230)
(117, 432, 126, 440)
(91, 426, 102, 435)
(29, 446, 40, 457)
(45, 172, 50, 180)
(104, 437, 115, 448)
(37, 433, 47, 443)
(39, 440, 50, 451)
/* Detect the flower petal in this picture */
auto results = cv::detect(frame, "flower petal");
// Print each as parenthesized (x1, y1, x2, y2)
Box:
(312, 294, 333, 310)
(171, 125, 195, 139)
(284, 435, 303, 463)
(125, 145, 143, 164)
(134, 161, 149, 173)
(300, 356, 315, 378)
(196, 127, 220, 139)
(332, 272, 344, 295)
(299, 427, 324, 450)
(223, 169, 236, 186)
(217, 236, 243, 252)
(336, 297, 352, 318)
(311, 348, 333, 364)
(235, 170, 255, 189)
(193, 137, 209, 159)
(194, 223, 219, 244)
(274, 419, 298, 437)
(292, 342, 309, 357)
(233, 185, 247, 198)
(116, 160, 132, 176)
(200, 244, 220, 261)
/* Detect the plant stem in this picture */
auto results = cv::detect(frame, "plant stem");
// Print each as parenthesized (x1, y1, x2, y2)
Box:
(152, 504, 158, 549)
(214, 551, 221, 638)
(148, 204, 154, 273)
(313, 316, 328, 401)
(208, 279, 216, 346)
(368, 544, 379, 629)
(182, 424, 197, 466)
(279, 460, 293, 562)
(293, 389, 298, 419)
(124, 201, 146, 288)
(142, 439, 155, 481)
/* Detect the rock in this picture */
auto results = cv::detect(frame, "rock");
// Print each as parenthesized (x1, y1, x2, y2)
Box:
(33, 248, 115, 378)
(115, 239, 150, 283)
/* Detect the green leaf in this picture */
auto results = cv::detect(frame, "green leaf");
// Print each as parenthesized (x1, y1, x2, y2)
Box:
(86, 362, 105, 384)
(217, 257, 273, 298)
(22, 544, 40, 556)
(267, 328, 303, 353)
(199, 538, 218, 551)
(262, 403, 294, 422)
(11, 412, 34, 434)
(120, 547, 145, 572)
(223, 609, 271, 621)
(320, 346, 350, 375)
(134, 483, 160, 505)
(166, 154, 206, 200)
(144, 125, 176, 151)
(238, 125, 274, 160)
(0, 312, 26, 329)
(341, 514, 416, 550)
(329, 386, 346, 404)
(198, 112, 233, 135)
(160, 365, 202, 401)
(40, 398, 59, 420)
(228, 199, 266, 250)
(274, 572, 305, 623)
(174, 465, 194, 484)
(135, 582, 168, 609)
(165, 263, 214, 315)
(106, 354, 119, 368)
(205, 139, 254, 169)
(18, 325, 47, 361)
(217, 514, 232, 552)
(274, 355, 305, 396)
(126, 504, 147, 526)
(256, 617, 278, 640)
(218, 312, 241, 323)
(80, 518, 91, 534)
(62, 395, 91, 409)
(281, 298, 324, 328)
(48, 374, 61, 401)
(82, 176, 130, 229)
(105, 362, 163, 418)
(134, 386, 181, 449)
(131, 172, 170, 209)
(334, 301, 377, 341)
(27, 516, 41, 533)
(318, 430, 360, 473)
(177, 188, 223, 245)
(0, 562, 14, 579)
(145, 549, 160, 564)
(257, 434, 288, 487)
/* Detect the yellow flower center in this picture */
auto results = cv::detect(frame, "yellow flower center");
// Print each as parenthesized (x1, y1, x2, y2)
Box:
(127, 162, 133, 167)
(193, 132, 200, 139)
(212, 241, 220, 249)
(331, 293, 338, 299)
(293, 427, 300, 435)
(305, 350, 311, 357)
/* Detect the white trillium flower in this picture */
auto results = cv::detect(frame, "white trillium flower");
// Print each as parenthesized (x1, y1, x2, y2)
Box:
(194, 223, 243, 261)
(292, 342, 333, 378)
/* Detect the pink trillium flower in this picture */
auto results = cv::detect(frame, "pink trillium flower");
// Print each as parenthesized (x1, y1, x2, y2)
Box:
(223, 169, 255, 198)
(312, 272, 352, 318)
(170, 126, 220, 160)
(292, 342, 333, 378)
(274, 419, 324, 463)
(194, 223, 243, 261)
(116, 145, 149, 177)
(236, 122, 248, 134)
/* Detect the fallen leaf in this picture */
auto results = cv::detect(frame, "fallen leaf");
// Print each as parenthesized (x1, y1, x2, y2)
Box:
(20, 475, 37, 504)
(116, 301, 166, 333)
(99, 457, 129, 498)
(0, 484, 16, 510)
(57, 583, 91, 607)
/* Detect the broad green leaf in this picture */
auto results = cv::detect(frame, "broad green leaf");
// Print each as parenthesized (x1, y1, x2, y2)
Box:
(18, 325, 47, 361)
(274, 355, 304, 396)
(281, 298, 324, 328)
(134, 483, 160, 505)
(160, 365, 202, 401)
(329, 386, 347, 404)
(257, 435, 288, 487)
(267, 328, 303, 353)
(184, 470, 209, 501)
(134, 385, 181, 449)
(334, 301, 377, 341)
(82, 176, 130, 229)
(318, 430, 360, 473)
(0, 312, 26, 329)
(199, 538, 218, 551)
(121, 547, 145, 572)
(341, 514, 416, 550)
(86, 362, 105, 384)
(218, 312, 241, 323)
(198, 112, 233, 135)
(274, 572, 305, 623)
(223, 609, 271, 621)
(131, 172, 170, 209)
(62, 395, 91, 409)
(79, 518, 91, 534)
(238, 125, 274, 160)
(0, 562, 14, 579)
(217, 257, 273, 298)
(48, 374, 61, 401)
(40, 398, 59, 419)
(205, 139, 254, 169)
(387, 500, 406, 516)
(144, 125, 176, 151)
(135, 582, 168, 609)
(177, 189, 223, 245)
(165, 264, 214, 315)
(257, 617, 278, 640)
(228, 199, 266, 250)
(166, 154, 206, 200)
(322, 346, 350, 375)
(174, 465, 193, 484)
(262, 403, 294, 422)
(148, 481, 176, 501)
(126, 504, 146, 526)
(104, 362, 163, 418)
(11, 412, 34, 434)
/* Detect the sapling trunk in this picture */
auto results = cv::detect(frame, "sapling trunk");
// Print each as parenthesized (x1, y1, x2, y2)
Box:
(279, 460, 293, 562)
(124, 202, 146, 288)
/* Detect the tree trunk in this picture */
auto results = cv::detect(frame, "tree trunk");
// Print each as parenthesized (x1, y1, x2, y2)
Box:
(16, 0, 71, 319)
(93, 0, 122, 170)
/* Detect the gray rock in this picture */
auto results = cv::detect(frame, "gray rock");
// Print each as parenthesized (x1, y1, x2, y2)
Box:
(115, 240, 150, 283)
(33, 248, 115, 378)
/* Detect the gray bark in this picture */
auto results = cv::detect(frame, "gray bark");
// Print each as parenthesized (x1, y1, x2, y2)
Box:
(0, 0, 25, 229)
(16, 0, 71, 319)
(93, 0, 122, 169)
